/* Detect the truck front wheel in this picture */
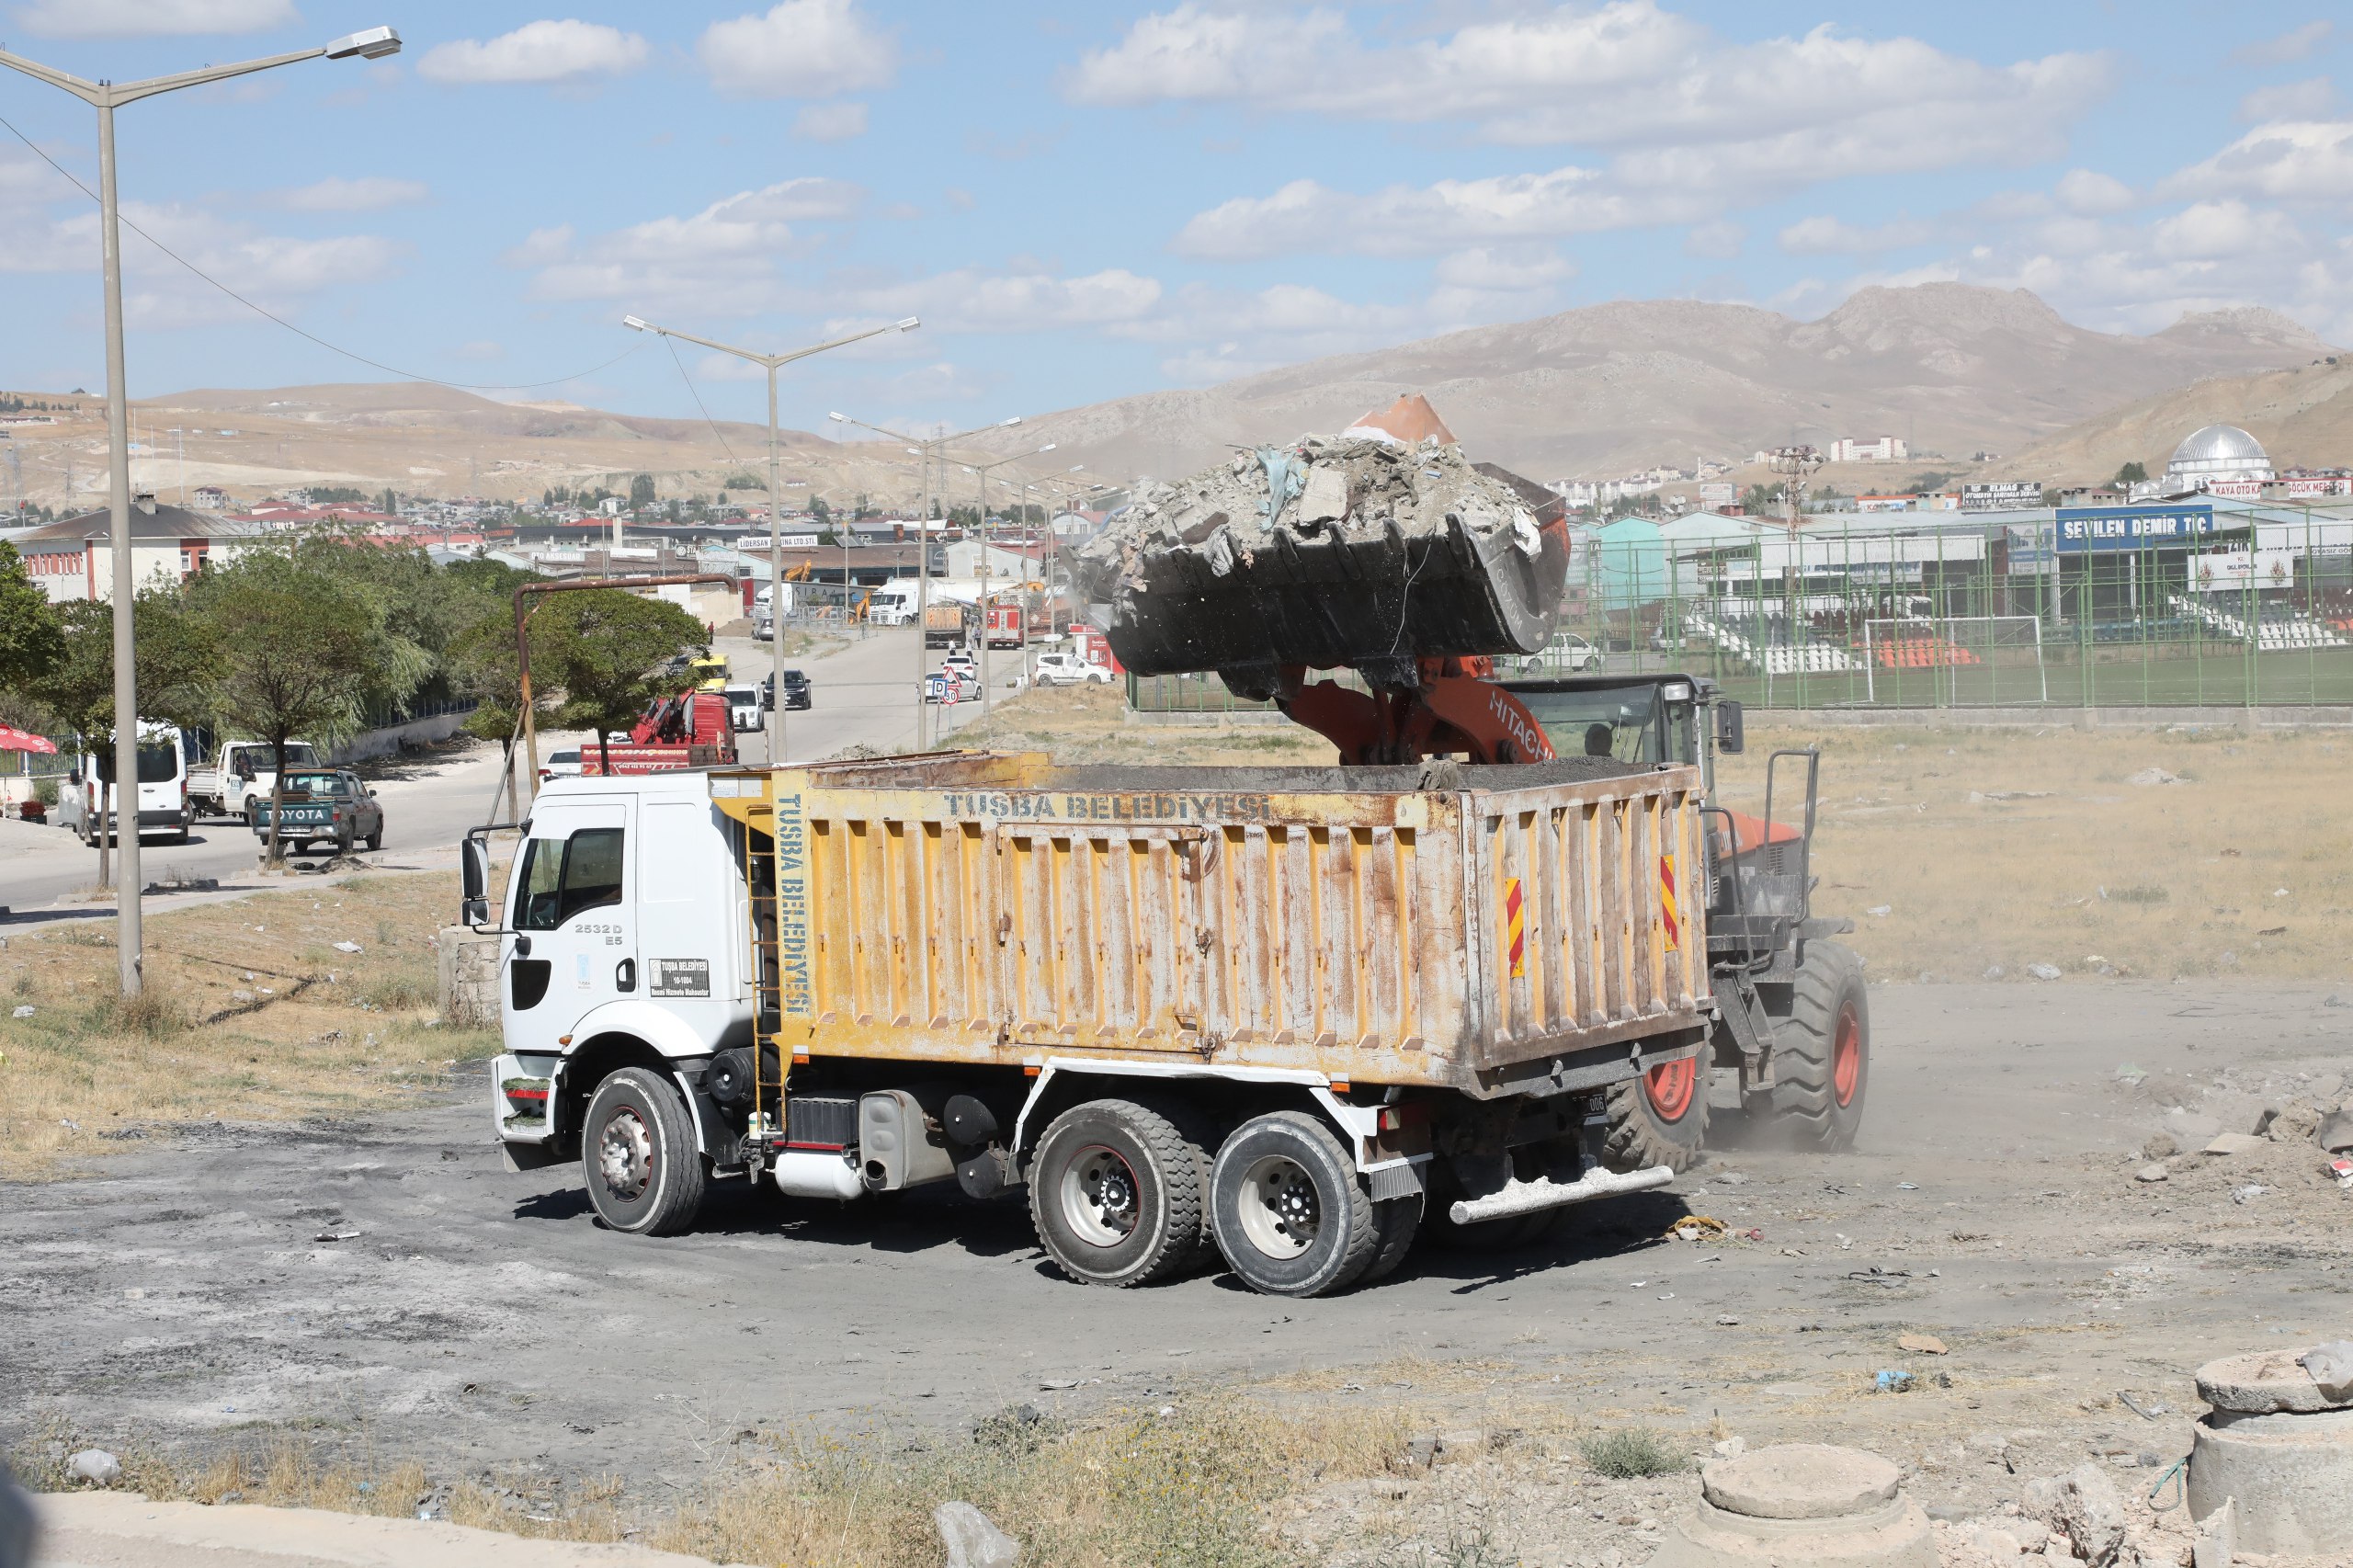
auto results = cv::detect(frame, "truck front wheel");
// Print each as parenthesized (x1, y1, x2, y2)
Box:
(582, 1067, 708, 1235)
(1208, 1112, 1380, 1297)
(1765, 942, 1870, 1152)
(1029, 1098, 1210, 1288)
(1601, 1051, 1712, 1174)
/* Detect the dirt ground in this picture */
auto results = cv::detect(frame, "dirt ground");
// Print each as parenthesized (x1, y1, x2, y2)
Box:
(6, 708, 2352, 1564)
(5, 980, 2347, 1563)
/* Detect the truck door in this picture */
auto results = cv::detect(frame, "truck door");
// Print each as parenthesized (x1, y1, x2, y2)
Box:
(503, 800, 635, 1052)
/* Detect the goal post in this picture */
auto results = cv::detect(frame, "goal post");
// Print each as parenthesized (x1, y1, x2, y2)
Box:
(1861, 615, 2047, 705)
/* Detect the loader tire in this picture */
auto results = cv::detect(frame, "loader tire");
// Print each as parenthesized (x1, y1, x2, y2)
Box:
(1209, 1111, 1380, 1298)
(1029, 1098, 1209, 1289)
(1601, 1051, 1711, 1174)
(583, 1067, 708, 1236)
(1767, 941, 1870, 1152)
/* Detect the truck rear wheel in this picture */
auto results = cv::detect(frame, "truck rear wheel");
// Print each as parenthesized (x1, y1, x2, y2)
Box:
(1208, 1111, 1379, 1297)
(1029, 1098, 1209, 1289)
(1358, 1193, 1423, 1283)
(582, 1067, 708, 1235)
(1767, 942, 1870, 1151)
(1601, 1051, 1711, 1174)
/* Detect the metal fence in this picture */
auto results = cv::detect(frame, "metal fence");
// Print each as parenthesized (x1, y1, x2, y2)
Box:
(1130, 503, 2353, 713)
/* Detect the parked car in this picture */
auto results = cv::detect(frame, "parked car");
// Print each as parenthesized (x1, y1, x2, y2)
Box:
(723, 684, 765, 733)
(250, 767, 382, 855)
(923, 667, 982, 704)
(1032, 652, 1115, 687)
(761, 671, 813, 710)
(56, 721, 191, 846)
(537, 748, 584, 784)
(1518, 631, 1603, 675)
(188, 738, 324, 822)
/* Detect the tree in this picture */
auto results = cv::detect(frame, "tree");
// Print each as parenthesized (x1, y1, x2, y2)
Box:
(809, 494, 830, 525)
(30, 590, 216, 883)
(538, 590, 705, 776)
(187, 556, 380, 865)
(0, 541, 63, 696)
(630, 472, 656, 510)
(2115, 460, 2148, 487)
(377, 487, 398, 517)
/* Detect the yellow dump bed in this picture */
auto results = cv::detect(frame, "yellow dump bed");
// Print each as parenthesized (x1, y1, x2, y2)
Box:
(710, 753, 1710, 1097)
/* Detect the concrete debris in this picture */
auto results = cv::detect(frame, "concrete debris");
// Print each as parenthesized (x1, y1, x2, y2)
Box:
(1654, 1443, 1933, 1566)
(1896, 1334, 1949, 1356)
(2230, 1184, 2268, 1204)
(2027, 964, 2063, 982)
(2125, 767, 2182, 786)
(333, 940, 363, 954)
(2039, 1461, 2127, 1566)
(2198, 1347, 2353, 1415)
(1074, 422, 1563, 679)
(2191, 1496, 2235, 1568)
(67, 1448, 122, 1486)
(2189, 1345, 2353, 1555)
(2317, 1107, 2353, 1153)
(1713, 1436, 1747, 1459)
(2133, 1165, 2170, 1184)
(1983, 966, 2005, 980)
(2201, 1132, 2266, 1156)
(934, 1500, 1020, 1568)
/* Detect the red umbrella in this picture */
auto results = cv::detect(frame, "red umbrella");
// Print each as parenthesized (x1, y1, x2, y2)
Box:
(0, 726, 58, 755)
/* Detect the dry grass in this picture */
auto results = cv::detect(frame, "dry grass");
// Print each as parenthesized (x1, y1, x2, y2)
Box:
(1733, 721, 2353, 983)
(0, 869, 499, 1177)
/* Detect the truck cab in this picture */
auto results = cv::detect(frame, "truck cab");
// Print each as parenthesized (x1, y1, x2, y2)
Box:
(1498, 672, 1737, 795)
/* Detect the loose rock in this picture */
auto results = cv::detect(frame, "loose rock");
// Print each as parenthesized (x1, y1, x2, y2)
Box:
(934, 1500, 1019, 1568)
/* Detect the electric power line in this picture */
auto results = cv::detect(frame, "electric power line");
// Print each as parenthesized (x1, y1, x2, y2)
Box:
(660, 333, 741, 466)
(0, 108, 644, 394)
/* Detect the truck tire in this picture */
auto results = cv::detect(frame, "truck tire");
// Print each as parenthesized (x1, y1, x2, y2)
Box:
(1602, 1051, 1711, 1174)
(1208, 1111, 1380, 1297)
(582, 1067, 708, 1236)
(1767, 942, 1870, 1151)
(1029, 1098, 1209, 1289)
(365, 824, 382, 851)
(1358, 1192, 1423, 1283)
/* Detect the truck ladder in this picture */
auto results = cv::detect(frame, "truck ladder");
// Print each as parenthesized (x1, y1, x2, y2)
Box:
(741, 820, 788, 1162)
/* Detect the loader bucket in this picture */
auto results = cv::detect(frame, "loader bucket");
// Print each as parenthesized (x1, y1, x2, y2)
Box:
(1095, 509, 1567, 687)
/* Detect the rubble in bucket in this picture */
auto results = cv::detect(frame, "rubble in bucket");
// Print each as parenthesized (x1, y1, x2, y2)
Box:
(1072, 393, 1568, 692)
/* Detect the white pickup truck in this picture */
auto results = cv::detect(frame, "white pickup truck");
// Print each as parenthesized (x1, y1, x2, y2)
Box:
(188, 739, 324, 824)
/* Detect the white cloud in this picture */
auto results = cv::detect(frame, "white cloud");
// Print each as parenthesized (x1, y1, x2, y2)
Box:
(11, 0, 294, 37)
(2054, 169, 2137, 215)
(1175, 170, 1711, 260)
(699, 0, 897, 99)
(1777, 214, 1934, 255)
(275, 176, 429, 213)
(2167, 119, 2353, 203)
(793, 102, 870, 142)
(1071, 3, 2109, 187)
(2231, 20, 2333, 68)
(1432, 245, 1575, 292)
(418, 20, 650, 86)
(2237, 78, 2338, 123)
(1684, 220, 1745, 260)
(529, 181, 864, 311)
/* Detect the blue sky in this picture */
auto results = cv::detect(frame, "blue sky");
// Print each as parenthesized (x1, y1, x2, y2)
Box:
(0, 2, 2347, 440)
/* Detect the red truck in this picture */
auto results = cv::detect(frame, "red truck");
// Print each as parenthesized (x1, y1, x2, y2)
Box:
(985, 601, 1026, 651)
(579, 688, 738, 776)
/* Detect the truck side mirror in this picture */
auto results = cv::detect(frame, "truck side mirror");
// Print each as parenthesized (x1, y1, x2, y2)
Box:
(461, 837, 491, 927)
(1715, 700, 1745, 755)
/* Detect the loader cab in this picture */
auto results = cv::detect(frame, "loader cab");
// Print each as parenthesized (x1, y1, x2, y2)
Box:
(1500, 673, 1739, 796)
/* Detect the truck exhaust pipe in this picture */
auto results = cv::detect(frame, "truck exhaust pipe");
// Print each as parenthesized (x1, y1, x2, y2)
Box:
(1447, 1163, 1676, 1226)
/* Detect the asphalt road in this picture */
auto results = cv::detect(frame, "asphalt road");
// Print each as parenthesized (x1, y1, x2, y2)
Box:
(0, 627, 993, 916)
(5, 980, 2346, 1511)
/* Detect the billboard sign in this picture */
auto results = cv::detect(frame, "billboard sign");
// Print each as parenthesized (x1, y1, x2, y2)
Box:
(1962, 482, 2041, 512)
(1698, 482, 1734, 506)
(2189, 550, 2297, 592)
(2053, 504, 2222, 553)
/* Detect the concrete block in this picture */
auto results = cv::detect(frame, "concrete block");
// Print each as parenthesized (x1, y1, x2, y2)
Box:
(2187, 1406, 2353, 1556)
(437, 926, 501, 1028)
(1653, 1444, 1934, 1567)
(2197, 1347, 2353, 1415)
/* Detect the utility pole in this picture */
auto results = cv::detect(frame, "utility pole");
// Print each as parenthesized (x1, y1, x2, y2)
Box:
(0, 24, 402, 998)
(623, 313, 917, 765)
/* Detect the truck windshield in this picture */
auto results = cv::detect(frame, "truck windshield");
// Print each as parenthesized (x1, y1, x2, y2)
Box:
(1511, 683, 1698, 766)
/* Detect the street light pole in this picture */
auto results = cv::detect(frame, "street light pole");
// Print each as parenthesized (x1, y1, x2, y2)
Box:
(828, 412, 1022, 750)
(621, 313, 917, 767)
(962, 444, 1054, 719)
(0, 25, 402, 999)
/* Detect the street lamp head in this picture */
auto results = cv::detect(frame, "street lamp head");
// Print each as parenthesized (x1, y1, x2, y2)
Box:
(827, 412, 847, 422)
(1036, 442, 1057, 455)
(621, 315, 650, 332)
(324, 25, 402, 59)
(895, 317, 920, 331)
(997, 416, 1021, 428)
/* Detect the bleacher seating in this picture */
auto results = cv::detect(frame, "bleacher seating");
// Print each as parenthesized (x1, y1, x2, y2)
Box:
(1687, 608, 1859, 674)
(2165, 595, 2348, 650)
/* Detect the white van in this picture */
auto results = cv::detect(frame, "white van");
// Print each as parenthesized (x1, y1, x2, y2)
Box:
(865, 580, 920, 626)
(57, 721, 191, 846)
(723, 684, 764, 733)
